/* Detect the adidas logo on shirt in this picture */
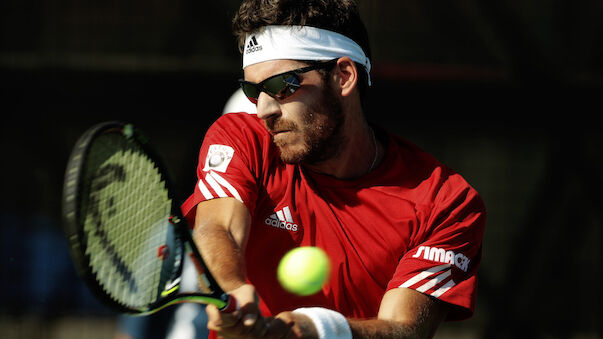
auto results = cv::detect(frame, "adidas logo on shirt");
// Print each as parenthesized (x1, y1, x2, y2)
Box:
(245, 35, 262, 54)
(264, 206, 298, 232)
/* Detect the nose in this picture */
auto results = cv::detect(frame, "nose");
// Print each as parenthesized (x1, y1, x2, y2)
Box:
(255, 91, 281, 122)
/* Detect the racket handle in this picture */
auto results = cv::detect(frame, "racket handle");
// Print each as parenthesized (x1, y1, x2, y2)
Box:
(219, 295, 238, 313)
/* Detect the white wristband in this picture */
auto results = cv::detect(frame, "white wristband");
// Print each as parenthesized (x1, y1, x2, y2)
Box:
(292, 307, 352, 339)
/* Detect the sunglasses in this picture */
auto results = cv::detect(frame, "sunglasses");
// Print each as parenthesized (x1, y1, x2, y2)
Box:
(239, 58, 338, 104)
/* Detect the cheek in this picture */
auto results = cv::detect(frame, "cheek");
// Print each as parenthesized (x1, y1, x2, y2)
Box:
(280, 101, 305, 120)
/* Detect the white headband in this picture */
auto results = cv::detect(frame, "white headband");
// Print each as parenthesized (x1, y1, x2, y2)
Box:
(242, 25, 371, 85)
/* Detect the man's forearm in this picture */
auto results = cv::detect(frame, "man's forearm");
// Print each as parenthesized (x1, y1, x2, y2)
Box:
(348, 318, 424, 339)
(287, 287, 447, 339)
(281, 312, 435, 339)
(344, 287, 448, 339)
(193, 223, 247, 292)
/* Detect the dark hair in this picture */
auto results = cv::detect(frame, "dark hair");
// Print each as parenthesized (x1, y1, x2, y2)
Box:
(232, 0, 371, 106)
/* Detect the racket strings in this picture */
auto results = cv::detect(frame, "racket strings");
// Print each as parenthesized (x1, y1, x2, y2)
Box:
(82, 132, 177, 310)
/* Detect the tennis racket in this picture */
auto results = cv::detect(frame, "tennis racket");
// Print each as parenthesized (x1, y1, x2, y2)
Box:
(62, 121, 236, 315)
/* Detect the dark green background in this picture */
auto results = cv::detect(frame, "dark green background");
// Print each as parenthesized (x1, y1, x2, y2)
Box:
(1, 1, 601, 338)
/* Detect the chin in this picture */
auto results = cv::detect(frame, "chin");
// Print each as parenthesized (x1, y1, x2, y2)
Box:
(277, 144, 308, 164)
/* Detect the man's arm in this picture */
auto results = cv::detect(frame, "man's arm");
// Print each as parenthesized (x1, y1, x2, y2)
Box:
(350, 287, 450, 338)
(270, 287, 449, 339)
(193, 197, 250, 292)
(193, 198, 271, 337)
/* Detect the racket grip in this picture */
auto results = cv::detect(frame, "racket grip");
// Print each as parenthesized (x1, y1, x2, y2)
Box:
(219, 295, 238, 313)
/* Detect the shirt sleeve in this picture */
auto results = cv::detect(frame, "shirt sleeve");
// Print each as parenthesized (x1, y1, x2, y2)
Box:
(181, 114, 264, 225)
(387, 170, 486, 320)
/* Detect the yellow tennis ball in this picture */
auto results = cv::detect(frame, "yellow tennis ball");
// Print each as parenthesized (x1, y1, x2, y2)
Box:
(277, 246, 331, 296)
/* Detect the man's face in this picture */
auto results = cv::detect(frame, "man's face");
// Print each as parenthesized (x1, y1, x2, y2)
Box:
(243, 59, 346, 165)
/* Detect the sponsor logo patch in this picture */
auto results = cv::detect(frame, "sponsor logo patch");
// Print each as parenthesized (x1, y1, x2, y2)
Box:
(265, 206, 299, 232)
(412, 246, 470, 272)
(203, 145, 234, 173)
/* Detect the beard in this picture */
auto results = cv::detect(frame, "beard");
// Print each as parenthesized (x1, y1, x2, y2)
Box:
(268, 86, 346, 165)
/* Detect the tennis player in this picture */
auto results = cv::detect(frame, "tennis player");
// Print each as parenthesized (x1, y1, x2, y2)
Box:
(182, 0, 486, 338)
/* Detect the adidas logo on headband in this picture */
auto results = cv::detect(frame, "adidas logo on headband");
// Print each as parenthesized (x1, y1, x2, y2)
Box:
(245, 36, 263, 54)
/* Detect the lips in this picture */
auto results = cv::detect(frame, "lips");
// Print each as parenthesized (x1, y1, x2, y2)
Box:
(265, 120, 296, 137)
(270, 130, 289, 136)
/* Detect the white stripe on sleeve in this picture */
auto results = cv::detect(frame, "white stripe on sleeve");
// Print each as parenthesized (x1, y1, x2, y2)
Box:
(416, 269, 451, 293)
(204, 172, 227, 198)
(430, 279, 455, 298)
(208, 171, 243, 203)
(399, 264, 450, 288)
(197, 178, 214, 200)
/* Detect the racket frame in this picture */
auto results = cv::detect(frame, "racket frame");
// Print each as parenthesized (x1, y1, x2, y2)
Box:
(62, 121, 233, 315)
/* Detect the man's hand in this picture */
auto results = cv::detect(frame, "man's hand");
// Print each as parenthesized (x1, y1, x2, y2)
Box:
(206, 284, 269, 338)
(206, 288, 319, 339)
(269, 312, 318, 338)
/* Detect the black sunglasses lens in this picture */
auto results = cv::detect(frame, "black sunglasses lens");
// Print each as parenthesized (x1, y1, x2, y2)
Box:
(239, 71, 303, 104)
(240, 82, 259, 103)
(264, 73, 300, 98)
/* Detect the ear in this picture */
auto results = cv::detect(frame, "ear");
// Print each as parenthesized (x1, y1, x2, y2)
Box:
(333, 57, 358, 98)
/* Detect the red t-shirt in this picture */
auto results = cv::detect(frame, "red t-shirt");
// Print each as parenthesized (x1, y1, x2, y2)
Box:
(182, 113, 485, 321)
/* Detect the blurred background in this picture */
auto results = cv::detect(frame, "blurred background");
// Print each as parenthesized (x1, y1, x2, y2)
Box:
(1, 0, 602, 338)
